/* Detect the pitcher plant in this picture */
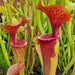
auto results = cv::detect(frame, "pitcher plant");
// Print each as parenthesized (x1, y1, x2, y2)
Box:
(36, 1, 71, 75)
(2, 15, 29, 75)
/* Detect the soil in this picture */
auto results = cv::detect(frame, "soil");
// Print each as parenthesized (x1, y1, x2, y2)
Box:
(0, 65, 73, 75)
(56, 69, 73, 75)
(32, 67, 73, 75)
(56, 68, 63, 75)
(67, 69, 72, 75)
(0, 65, 3, 75)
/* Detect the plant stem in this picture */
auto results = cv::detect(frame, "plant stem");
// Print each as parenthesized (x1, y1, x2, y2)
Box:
(43, 0, 47, 6)
(36, 10, 45, 34)
(62, 55, 75, 75)
(27, 40, 32, 69)
(32, 0, 37, 30)
(68, 19, 73, 56)
(49, 0, 56, 5)
(20, 67, 24, 75)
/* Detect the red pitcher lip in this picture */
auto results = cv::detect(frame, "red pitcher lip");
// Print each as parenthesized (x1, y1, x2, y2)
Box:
(9, 39, 27, 47)
(37, 33, 60, 41)
(7, 63, 24, 75)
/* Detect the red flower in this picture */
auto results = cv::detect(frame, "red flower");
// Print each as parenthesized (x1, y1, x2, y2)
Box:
(36, 1, 71, 36)
(7, 63, 24, 75)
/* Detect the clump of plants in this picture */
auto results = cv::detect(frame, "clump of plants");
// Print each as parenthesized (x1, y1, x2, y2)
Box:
(0, 0, 75, 75)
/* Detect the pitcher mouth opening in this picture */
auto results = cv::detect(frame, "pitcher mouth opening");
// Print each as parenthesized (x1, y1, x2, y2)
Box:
(37, 33, 60, 41)
(9, 39, 27, 47)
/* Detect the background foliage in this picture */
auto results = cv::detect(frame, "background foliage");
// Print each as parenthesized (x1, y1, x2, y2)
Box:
(0, 0, 75, 75)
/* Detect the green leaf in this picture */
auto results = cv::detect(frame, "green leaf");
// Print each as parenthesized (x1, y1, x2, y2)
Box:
(0, 36, 11, 68)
